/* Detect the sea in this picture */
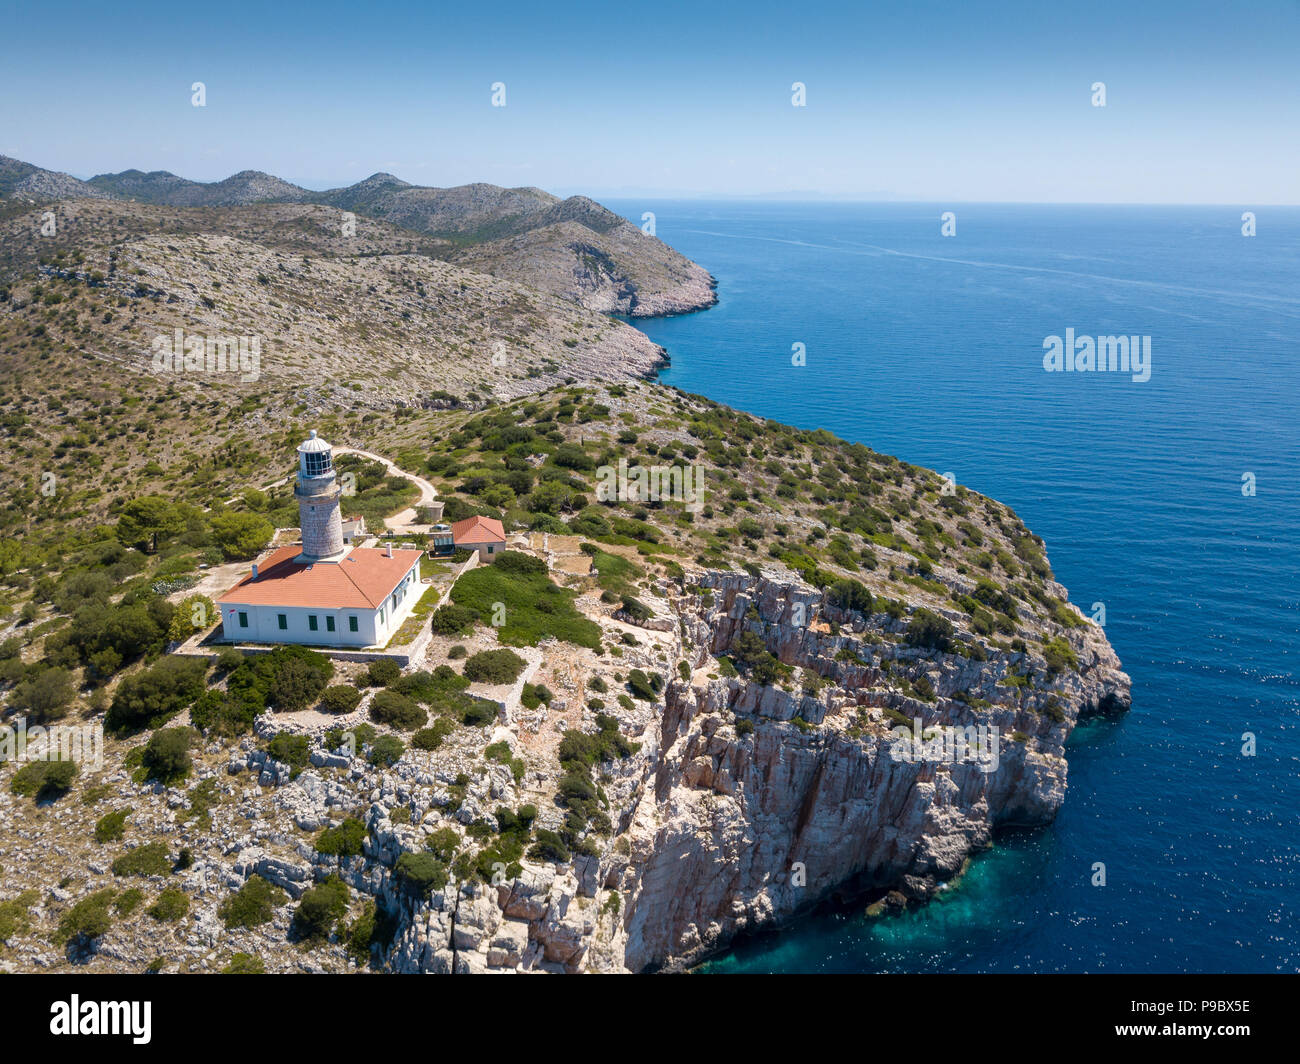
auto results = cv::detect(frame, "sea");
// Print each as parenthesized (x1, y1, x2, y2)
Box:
(604, 200, 1300, 973)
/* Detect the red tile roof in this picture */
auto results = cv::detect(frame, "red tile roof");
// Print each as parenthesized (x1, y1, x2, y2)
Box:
(216, 545, 423, 610)
(450, 516, 506, 544)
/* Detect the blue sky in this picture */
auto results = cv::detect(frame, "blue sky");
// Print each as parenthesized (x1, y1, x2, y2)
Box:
(2, 0, 1297, 203)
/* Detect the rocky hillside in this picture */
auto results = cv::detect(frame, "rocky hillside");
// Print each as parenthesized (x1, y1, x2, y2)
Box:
(1, 155, 717, 316)
(0, 156, 108, 203)
(0, 359, 1129, 972)
(0, 199, 666, 415)
(87, 169, 307, 207)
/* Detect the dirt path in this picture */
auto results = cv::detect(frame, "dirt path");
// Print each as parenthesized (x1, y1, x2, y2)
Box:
(332, 445, 439, 533)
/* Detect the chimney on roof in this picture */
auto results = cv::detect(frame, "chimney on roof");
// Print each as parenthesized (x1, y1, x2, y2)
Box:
(251, 563, 259, 581)
(386, 543, 393, 559)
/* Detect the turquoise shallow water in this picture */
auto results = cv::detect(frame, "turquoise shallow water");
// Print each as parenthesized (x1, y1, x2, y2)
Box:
(606, 201, 1300, 973)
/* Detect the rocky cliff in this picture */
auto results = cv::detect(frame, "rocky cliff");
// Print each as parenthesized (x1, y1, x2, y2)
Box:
(359, 567, 1128, 973)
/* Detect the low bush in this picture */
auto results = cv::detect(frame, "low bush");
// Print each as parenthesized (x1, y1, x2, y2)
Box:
(10, 759, 78, 801)
(365, 659, 401, 687)
(369, 690, 426, 730)
(141, 728, 193, 785)
(368, 734, 406, 767)
(463, 649, 526, 685)
(111, 842, 172, 878)
(94, 808, 131, 843)
(292, 876, 349, 940)
(147, 887, 190, 922)
(314, 817, 367, 856)
(319, 684, 362, 715)
(430, 604, 478, 637)
(57, 889, 116, 944)
(218, 875, 285, 929)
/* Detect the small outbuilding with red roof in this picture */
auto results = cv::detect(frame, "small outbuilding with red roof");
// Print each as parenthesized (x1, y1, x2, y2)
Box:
(450, 515, 507, 562)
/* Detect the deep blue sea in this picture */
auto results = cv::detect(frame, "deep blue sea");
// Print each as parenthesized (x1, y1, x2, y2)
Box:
(606, 200, 1300, 973)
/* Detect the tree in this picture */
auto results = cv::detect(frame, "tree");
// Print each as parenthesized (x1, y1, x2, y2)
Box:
(827, 578, 873, 616)
(368, 691, 426, 730)
(105, 656, 209, 734)
(167, 595, 215, 643)
(208, 512, 274, 561)
(10, 667, 76, 723)
(292, 876, 349, 940)
(115, 496, 185, 553)
(141, 728, 193, 784)
(267, 650, 332, 712)
(319, 684, 362, 715)
(905, 609, 954, 652)
(394, 852, 447, 896)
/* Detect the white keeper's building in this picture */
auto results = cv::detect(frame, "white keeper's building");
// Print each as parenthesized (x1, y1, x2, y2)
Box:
(216, 431, 424, 648)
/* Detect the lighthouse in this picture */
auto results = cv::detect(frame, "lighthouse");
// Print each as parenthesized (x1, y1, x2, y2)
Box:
(216, 429, 425, 648)
(294, 430, 345, 562)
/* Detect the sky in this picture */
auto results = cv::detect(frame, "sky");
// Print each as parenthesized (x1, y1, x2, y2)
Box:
(2, 0, 1297, 203)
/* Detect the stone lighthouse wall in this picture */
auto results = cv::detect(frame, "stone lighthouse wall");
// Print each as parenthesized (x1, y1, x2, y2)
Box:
(297, 481, 344, 559)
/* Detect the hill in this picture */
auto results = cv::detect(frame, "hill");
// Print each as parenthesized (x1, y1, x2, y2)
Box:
(2, 155, 716, 316)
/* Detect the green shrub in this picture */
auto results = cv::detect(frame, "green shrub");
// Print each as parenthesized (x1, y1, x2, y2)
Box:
(190, 689, 257, 737)
(369, 690, 426, 730)
(94, 808, 131, 843)
(10, 759, 78, 801)
(319, 684, 362, 714)
(267, 648, 333, 711)
(365, 658, 401, 687)
(463, 649, 526, 685)
(218, 875, 286, 929)
(1042, 636, 1079, 677)
(368, 734, 406, 766)
(493, 551, 547, 575)
(141, 727, 193, 784)
(106, 656, 208, 733)
(827, 578, 873, 615)
(905, 609, 955, 652)
(527, 829, 571, 864)
(626, 668, 661, 701)
(112, 842, 172, 877)
(618, 596, 651, 623)
(315, 817, 367, 856)
(292, 876, 349, 940)
(147, 887, 190, 922)
(394, 852, 448, 897)
(430, 604, 478, 636)
(266, 733, 310, 777)
(113, 888, 143, 916)
(57, 889, 117, 944)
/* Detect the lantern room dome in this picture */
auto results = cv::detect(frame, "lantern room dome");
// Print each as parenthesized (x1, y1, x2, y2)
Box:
(297, 429, 331, 454)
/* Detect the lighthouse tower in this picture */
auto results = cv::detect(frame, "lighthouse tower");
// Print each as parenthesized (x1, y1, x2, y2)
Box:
(295, 430, 345, 562)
